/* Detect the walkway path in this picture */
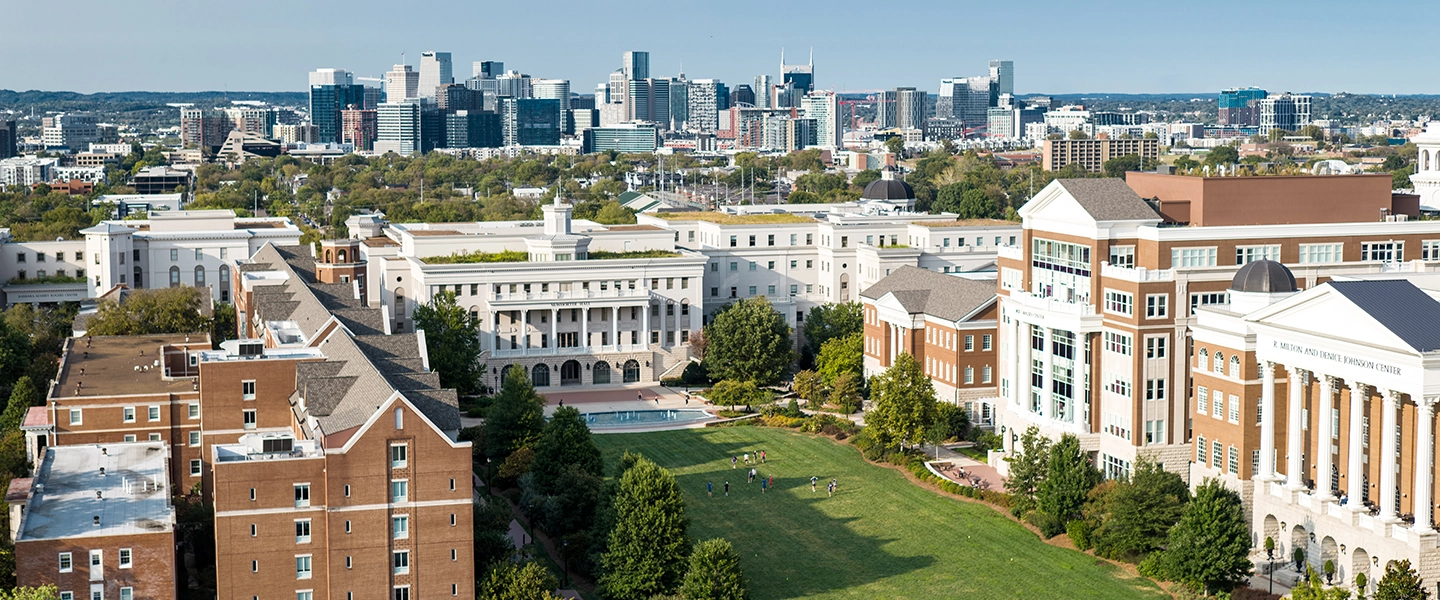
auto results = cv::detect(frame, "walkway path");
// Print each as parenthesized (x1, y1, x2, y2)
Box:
(921, 442, 1005, 491)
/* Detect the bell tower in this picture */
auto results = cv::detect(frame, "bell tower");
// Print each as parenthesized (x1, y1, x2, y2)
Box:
(316, 239, 368, 304)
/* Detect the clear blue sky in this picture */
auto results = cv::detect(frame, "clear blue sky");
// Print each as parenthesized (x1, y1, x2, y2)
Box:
(2, 0, 1426, 95)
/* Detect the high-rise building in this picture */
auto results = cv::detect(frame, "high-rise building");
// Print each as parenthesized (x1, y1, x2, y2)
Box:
(753, 75, 772, 109)
(780, 49, 814, 93)
(532, 79, 570, 103)
(801, 91, 841, 149)
(495, 71, 532, 99)
(565, 109, 599, 136)
(224, 106, 276, 137)
(936, 79, 961, 120)
(40, 113, 98, 151)
(309, 68, 367, 144)
(0, 120, 17, 159)
(1218, 87, 1268, 127)
(687, 80, 725, 133)
(418, 51, 453, 98)
(874, 90, 897, 129)
(583, 122, 659, 154)
(501, 98, 561, 146)
(989, 60, 1014, 97)
(668, 77, 689, 130)
(895, 88, 927, 131)
(180, 108, 230, 149)
(628, 79, 670, 127)
(473, 61, 503, 79)
(1258, 92, 1312, 135)
(622, 51, 650, 81)
(341, 107, 377, 150)
(445, 110, 502, 148)
(732, 85, 755, 108)
(436, 84, 483, 113)
(957, 76, 995, 128)
(385, 64, 420, 101)
(375, 100, 423, 156)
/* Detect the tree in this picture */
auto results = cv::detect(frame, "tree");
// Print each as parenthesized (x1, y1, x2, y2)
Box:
(815, 333, 861, 384)
(1091, 458, 1189, 561)
(829, 372, 861, 414)
(1036, 434, 1099, 525)
(1102, 154, 1143, 178)
(1205, 145, 1240, 166)
(792, 370, 823, 404)
(412, 291, 484, 396)
(1005, 426, 1051, 517)
(802, 302, 862, 357)
(1154, 479, 1252, 595)
(594, 201, 638, 225)
(932, 182, 971, 214)
(85, 287, 210, 335)
(484, 366, 546, 460)
(600, 457, 690, 600)
(542, 464, 604, 537)
(530, 406, 603, 495)
(1291, 567, 1353, 600)
(703, 297, 792, 385)
(210, 302, 238, 348)
(1068, 130, 1090, 140)
(0, 376, 36, 432)
(0, 586, 58, 600)
(478, 561, 561, 600)
(1373, 559, 1428, 600)
(851, 170, 881, 190)
(707, 379, 760, 411)
(679, 538, 749, 600)
(866, 353, 936, 449)
(956, 188, 999, 219)
(884, 136, 905, 155)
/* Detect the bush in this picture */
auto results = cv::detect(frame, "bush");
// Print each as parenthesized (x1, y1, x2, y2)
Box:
(760, 415, 805, 428)
(716, 409, 748, 418)
(1027, 512, 1065, 538)
(660, 377, 683, 387)
(680, 361, 710, 385)
(1068, 520, 1093, 551)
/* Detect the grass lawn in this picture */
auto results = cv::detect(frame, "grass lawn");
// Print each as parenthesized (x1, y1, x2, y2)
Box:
(594, 427, 1165, 600)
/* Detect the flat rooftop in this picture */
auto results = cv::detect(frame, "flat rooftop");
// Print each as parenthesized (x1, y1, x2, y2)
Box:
(18, 443, 174, 541)
(55, 335, 204, 398)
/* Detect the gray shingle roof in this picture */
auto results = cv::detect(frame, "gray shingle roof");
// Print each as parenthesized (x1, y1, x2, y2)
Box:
(1327, 280, 1440, 353)
(1055, 178, 1161, 222)
(859, 266, 996, 322)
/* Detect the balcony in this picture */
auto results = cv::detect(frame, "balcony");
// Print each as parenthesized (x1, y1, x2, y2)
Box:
(491, 287, 648, 303)
(1101, 262, 1175, 283)
(488, 343, 651, 358)
(996, 245, 1023, 261)
(1005, 290, 1103, 333)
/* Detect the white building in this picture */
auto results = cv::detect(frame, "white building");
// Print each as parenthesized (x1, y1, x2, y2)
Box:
(375, 100, 422, 156)
(0, 157, 58, 187)
(1410, 122, 1440, 212)
(384, 64, 419, 101)
(801, 91, 842, 149)
(418, 51, 452, 98)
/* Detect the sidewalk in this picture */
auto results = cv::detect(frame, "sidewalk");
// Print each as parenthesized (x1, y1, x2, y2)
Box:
(922, 443, 1004, 491)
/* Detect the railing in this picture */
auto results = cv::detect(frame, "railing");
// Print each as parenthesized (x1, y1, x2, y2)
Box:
(1100, 262, 1175, 282)
(488, 343, 650, 358)
(1007, 290, 1096, 317)
(996, 245, 1023, 261)
(492, 288, 648, 302)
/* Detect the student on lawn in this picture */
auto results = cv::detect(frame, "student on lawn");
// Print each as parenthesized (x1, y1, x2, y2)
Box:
(732, 456, 738, 469)
(811, 476, 818, 492)
(707, 481, 713, 497)
(724, 481, 730, 496)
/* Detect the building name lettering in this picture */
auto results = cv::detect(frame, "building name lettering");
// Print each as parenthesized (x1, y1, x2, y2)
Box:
(1272, 341, 1403, 377)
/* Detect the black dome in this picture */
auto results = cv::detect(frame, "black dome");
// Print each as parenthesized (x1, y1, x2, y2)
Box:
(861, 179, 915, 201)
(1230, 259, 1296, 293)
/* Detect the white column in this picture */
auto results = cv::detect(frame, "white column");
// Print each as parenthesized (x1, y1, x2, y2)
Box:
(1414, 396, 1436, 533)
(1316, 376, 1337, 499)
(611, 307, 618, 348)
(521, 309, 529, 356)
(1380, 389, 1400, 520)
(1346, 381, 1368, 508)
(1019, 321, 1032, 407)
(1039, 327, 1052, 418)
(1010, 317, 1023, 406)
(1259, 361, 1277, 480)
(490, 313, 499, 354)
(581, 307, 589, 350)
(550, 308, 557, 351)
(642, 302, 650, 348)
(1286, 367, 1306, 490)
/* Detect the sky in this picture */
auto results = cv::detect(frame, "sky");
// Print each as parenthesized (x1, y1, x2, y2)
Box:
(2, 0, 1430, 95)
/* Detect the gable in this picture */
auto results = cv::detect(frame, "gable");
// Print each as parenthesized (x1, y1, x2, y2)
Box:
(1020, 181, 1099, 228)
(1248, 289, 1412, 354)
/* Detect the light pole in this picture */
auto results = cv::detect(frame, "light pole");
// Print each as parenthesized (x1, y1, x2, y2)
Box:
(562, 539, 569, 588)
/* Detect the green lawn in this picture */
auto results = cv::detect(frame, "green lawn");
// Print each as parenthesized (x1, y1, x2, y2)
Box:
(594, 427, 1165, 600)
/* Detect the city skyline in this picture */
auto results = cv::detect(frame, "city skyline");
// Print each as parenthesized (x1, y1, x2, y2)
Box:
(0, 0, 1429, 95)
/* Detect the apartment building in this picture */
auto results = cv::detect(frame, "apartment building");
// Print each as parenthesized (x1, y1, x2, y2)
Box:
(1042, 138, 1159, 173)
(861, 266, 999, 421)
(991, 173, 1439, 482)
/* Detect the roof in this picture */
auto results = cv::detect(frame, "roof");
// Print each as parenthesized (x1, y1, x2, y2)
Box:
(1054, 178, 1161, 222)
(18, 443, 174, 541)
(54, 335, 205, 398)
(861, 179, 915, 201)
(1327, 280, 1440, 353)
(859, 266, 997, 321)
(22, 406, 49, 429)
(1231, 259, 1296, 293)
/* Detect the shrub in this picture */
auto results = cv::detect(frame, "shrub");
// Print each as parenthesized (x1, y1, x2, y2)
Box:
(1026, 512, 1065, 538)
(1068, 520, 1093, 551)
(716, 410, 748, 418)
(760, 415, 805, 428)
(680, 361, 710, 385)
(660, 377, 683, 387)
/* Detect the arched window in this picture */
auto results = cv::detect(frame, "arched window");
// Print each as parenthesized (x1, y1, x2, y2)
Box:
(1213, 352, 1224, 373)
(593, 361, 611, 384)
(1198, 349, 1209, 371)
(169, 266, 180, 288)
(337, 249, 348, 263)
(1230, 355, 1241, 378)
(531, 363, 550, 387)
(194, 265, 205, 287)
(394, 407, 403, 429)
(394, 288, 406, 318)
(325, 249, 333, 263)
(218, 265, 231, 302)
(133, 266, 144, 289)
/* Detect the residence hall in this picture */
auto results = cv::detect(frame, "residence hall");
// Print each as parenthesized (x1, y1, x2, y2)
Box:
(1189, 261, 1440, 596)
(991, 172, 1433, 481)
(861, 266, 999, 423)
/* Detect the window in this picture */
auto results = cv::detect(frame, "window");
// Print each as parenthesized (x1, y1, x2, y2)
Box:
(767, 285, 775, 295)
(61, 593, 72, 600)
(964, 335, 974, 351)
(118, 548, 131, 568)
(840, 236, 848, 248)
(59, 552, 72, 573)
(120, 589, 131, 600)
(1361, 241, 1403, 262)
(1103, 331, 1132, 356)
(1144, 420, 1166, 444)
(1235, 245, 1281, 265)
(1190, 292, 1229, 312)
(169, 249, 179, 261)
(1171, 247, 1217, 268)
(296, 555, 312, 579)
(981, 334, 992, 351)
(15, 252, 23, 263)
(296, 519, 311, 543)
(1197, 435, 1207, 463)
(1425, 241, 1440, 261)
(243, 409, 257, 430)
(748, 235, 755, 246)
(345, 520, 351, 533)
(728, 261, 737, 271)
(982, 365, 992, 383)
(806, 259, 813, 269)
(190, 459, 202, 476)
(1103, 290, 1133, 316)
(1145, 379, 1166, 401)
(394, 588, 410, 600)
(767, 234, 775, 246)
(295, 484, 310, 507)
(790, 234, 797, 245)
(1228, 395, 1240, 424)
(1145, 294, 1168, 318)
(748, 286, 756, 296)
(1229, 355, 1241, 378)
(1145, 336, 1167, 358)
(123, 407, 136, 423)
(1227, 446, 1239, 474)
(297, 593, 311, 600)
(251, 524, 257, 536)
(806, 233, 813, 245)
(1108, 245, 1135, 268)
(242, 380, 256, 400)
(393, 515, 409, 539)
(344, 485, 351, 497)
(124, 434, 136, 442)
(148, 433, 161, 442)
(1299, 243, 1343, 264)
(1197, 386, 1209, 415)
(188, 403, 200, 419)
(393, 551, 410, 575)
(391, 480, 408, 502)
(1212, 440, 1223, 466)
(391, 443, 407, 468)
(1213, 352, 1224, 374)
(964, 366, 974, 384)
(148, 405, 160, 421)
(790, 284, 798, 295)
(1212, 389, 1224, 418)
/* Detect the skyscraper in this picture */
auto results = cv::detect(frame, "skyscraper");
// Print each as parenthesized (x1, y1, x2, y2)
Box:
(180, 108, 230, 149)
(0, 119, 16, 160)
(989, 60, 1014, 97)
(437, 84, 483, 113)
(801, 91, 841, 149)
(687, 80, 725, 133)
(309, 68, 367, 144)
(936, 79, 961, 120)
(753, 75, 772, 109)
(418, 51, 453, 98)
(732, 85, 755, 108)
(896, 88, 927, 131)
(622, 51, 650, 81)
(1218, 87, 1268, 127)
(385, 64, 420, 101)
(375, 100, 422, 155)
(532, 79, 571, 103)
(502, 99, 561, 146)
(1258, 92, 1312, 135)
(627, 79, 670, 128)
(668, 77, 689, 130)
(445, 110, 501, 148)
(957, 76, 994, 127)
(341, 107, 377, 151)
(495, 71, 532, 99)
(874, 90, 897, 129)
(780, 49, 814, 93)
(473, 61, 503, 79)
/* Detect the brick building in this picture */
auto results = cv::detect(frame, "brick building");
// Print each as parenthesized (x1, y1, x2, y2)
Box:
(1041, 137, 1159, 173)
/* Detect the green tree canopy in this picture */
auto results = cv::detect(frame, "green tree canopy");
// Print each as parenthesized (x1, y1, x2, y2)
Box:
(704, 297, 792, 385)
(1290, 567, 1352, 600)
(1090, 458, 1189, 561)
(594, 201, 638, 224)
(815, 332, 862, 384)
(478, 561, 561, 600)
(530, 406, 603, 495)
(883, 136, 905, 155)
(0, 376, 36, 432)
(484, 366, 546, 460)
(1102, 154, 1144, 178)
(0, 586, 58, 600)
(956, 188, 999, 219)
(1005, 426, 1051, 517)
(1374, 558, 1428, 600)
(413, 291, 484, 396)
(706, 379, 764, 411)
(802, 302, 862, 357)
(679, 538, 750, 600)
(85, 287, 210, 336)
(851, 170, 881, 189)
(866, 352, 936, 448)
(601, 456, 690, 600)
(1154, 479, 1253, 595)
(792, 370, 823, 403)
(1036, 434, 1100, 524)
(1205, 145, 1240, 166)
(829, 371, 862, 413)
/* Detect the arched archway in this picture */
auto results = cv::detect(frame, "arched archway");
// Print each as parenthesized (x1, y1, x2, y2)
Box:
(532, 363, 550, 387)
(338, 249, 347, 263)
(1351, 548, 1371, 593)
(218, 264, 231, 302)
(623, 359, 640, 383)
(325, 249, 333, 262)
(593, 361, 611, 384)
(560, 360, 581, 385)
(1291, 525, 1310, 569)
(1320, 536, 1340, 582)
(839, 273, 850, 302)
(1262, 515, 1281, 551)
(500, 364, 520, 385)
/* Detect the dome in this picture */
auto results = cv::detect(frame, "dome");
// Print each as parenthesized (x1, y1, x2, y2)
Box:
(1230, 259, 1296, 294)
(861, 178, 914, 201)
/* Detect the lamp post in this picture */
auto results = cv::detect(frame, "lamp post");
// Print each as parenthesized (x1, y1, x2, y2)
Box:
(1264, 537, 1275, 595)
(562, 539, 570, 588)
